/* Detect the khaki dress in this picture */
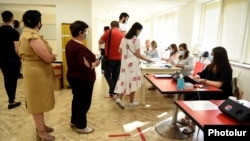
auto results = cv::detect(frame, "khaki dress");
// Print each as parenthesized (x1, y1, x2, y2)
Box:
(19, 27, 55, 114)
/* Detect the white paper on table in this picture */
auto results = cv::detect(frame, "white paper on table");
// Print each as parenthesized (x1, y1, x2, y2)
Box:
(183, 101, 218, 111)
(153, 74, 172, 78)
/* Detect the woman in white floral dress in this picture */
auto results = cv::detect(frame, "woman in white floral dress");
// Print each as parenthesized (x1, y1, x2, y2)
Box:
(114, 22, 152, 108)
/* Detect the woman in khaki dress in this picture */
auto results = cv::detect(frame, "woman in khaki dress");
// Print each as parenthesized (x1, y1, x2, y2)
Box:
(19, 10, 56, 141)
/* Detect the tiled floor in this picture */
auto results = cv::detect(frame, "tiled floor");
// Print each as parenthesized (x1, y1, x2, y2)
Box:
(0, 67, 204, 141)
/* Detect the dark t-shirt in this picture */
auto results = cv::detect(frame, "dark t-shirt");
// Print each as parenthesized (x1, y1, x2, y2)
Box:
(66, 39, 96, 82)
(198, 65, 233, 99)
(0, 25, 20, 60)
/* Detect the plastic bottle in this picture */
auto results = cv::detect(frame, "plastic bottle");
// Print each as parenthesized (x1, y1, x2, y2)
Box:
(177, 74, 185, 90)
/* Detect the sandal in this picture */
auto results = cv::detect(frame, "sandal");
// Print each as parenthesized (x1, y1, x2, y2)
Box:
(44, 125, 54, 132)
(177, 117, 190, 125)
(182, 121, 195, 135)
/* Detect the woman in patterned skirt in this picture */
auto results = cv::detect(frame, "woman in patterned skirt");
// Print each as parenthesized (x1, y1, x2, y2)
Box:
(114, 22, 152, 109)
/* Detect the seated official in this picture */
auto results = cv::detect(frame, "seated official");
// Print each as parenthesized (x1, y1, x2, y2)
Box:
(170, 43, 193, 76)
(161, 43, 178, 63)
(179, 46, 233, 135)
(146, 40, 159, 58)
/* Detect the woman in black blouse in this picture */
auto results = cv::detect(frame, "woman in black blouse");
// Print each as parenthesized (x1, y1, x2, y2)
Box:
(180, 46, 232, 134)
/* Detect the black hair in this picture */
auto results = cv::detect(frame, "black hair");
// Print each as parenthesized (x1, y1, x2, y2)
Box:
(70, 20, 89, 37)
(22, 10, 41, 28)
(104, 26, 110, 31)
(125, 22, 143, 39)
(13, 20, 20, 28)
(208, 46, 232, 74)
(1, 10, 13, 23)
(119, 12, 129, 20)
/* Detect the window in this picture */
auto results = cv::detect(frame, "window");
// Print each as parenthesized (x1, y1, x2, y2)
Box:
(219, 0, 247, 62)
(150, 11, 178, 58)
(199, 0, 250, 66)
(199, 1, 220, 52)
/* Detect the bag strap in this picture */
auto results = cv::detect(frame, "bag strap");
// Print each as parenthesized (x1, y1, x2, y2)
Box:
(106, 29, 112, 59)
(234, 77, 238, 89)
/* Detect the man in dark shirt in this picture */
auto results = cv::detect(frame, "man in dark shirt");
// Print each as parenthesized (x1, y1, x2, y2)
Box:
(0, 10, 21, 109)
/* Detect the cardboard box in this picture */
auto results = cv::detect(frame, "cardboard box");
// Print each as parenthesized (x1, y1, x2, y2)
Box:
(52, 63, 62, 78)
(54, 78, 62, 91)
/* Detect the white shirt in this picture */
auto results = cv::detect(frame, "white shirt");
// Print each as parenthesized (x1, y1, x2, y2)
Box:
(119, 23, 127, 32)
(173, 55, 194, 76)
(147, 49, 159, 58)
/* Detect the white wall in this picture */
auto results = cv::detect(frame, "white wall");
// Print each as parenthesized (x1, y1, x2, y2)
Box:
(0, 0, 92, 62)
(176, 1, 196, 47)
(55, 0, 92, 61)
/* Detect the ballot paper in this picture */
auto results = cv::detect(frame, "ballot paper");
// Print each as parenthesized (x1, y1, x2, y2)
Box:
(183, 101, 218, 111)
(153, 74, 172, 78)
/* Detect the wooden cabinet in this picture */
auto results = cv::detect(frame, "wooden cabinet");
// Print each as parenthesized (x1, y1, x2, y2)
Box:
(61, 23, 87, 88)
(61, 23, 71, 88)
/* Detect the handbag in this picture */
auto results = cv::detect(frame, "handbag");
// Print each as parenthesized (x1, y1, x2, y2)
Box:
(103, 29, 112, 66)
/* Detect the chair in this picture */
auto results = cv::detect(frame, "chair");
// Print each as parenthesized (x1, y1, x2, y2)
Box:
(192, 61, 206, 76)
(192, 51, 208, 76)
(232, 68, 241, 79)
(232, 68, 242, 99)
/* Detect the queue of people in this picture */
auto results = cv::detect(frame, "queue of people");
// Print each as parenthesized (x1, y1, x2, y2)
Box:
(0, 9, 234, 139)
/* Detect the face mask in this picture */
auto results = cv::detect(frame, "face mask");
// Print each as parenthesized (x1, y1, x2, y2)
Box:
(123, 18, 128, 24)
(124, 20, 128, 25)
(84, 31, 88, 39)
(179, 51, 184, 56)
(169, 49, 173, 53)
(208, 55, 213, 62)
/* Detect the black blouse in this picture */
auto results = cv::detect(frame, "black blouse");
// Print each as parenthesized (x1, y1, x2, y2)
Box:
(198, 65, 233, 100)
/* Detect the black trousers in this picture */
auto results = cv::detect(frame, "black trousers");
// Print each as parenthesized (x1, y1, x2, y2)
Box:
(0, 60, 21, 103)
(100, 49, 105, 70)
(104, 60, 121, 94)
(67, 77, 94, 129)
(101, 57, 106, 71)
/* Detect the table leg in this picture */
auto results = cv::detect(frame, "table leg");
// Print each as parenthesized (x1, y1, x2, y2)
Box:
(140, 71, 146, 105)
(155, 94, 189, 139)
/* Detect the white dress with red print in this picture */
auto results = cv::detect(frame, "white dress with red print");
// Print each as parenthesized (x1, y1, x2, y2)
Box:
(114, 36, 143, 95)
